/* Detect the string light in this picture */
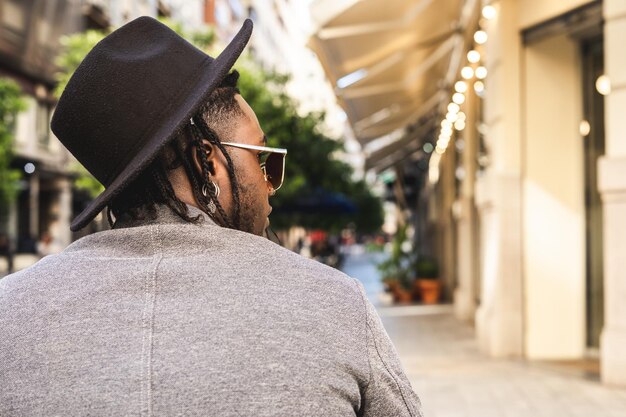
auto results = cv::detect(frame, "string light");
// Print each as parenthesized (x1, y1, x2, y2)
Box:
(454, 81, 468, 93)
(461, 66, 474, 79)
(447, 103, 460, 113)
(482, 5, 496, 20)
(440, 17, 491, 156)
(467, 50, 481, 63)
(474, 30, 488, 44)
(475, 66, 488, 79)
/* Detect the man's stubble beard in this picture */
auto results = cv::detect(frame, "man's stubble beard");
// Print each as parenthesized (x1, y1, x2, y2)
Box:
(231, 171, 262, 236)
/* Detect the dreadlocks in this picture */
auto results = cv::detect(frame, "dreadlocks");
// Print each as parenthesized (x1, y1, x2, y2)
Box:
(107, 71, 245, 229)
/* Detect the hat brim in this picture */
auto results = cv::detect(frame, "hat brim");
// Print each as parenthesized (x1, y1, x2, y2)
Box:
(70, 19, 253, 231)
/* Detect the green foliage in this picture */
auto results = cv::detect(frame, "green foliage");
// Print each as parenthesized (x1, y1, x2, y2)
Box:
(414, 256, 439, 279)
(376, 225, 413, 289)
(0, 78, 26, 211)
(235, 58, 383, 232)
(54, 20, 383, 233)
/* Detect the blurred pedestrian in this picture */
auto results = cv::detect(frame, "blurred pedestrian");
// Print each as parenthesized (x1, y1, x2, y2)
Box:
(36, 231, 62, 257)
(0, 17, 422, 416)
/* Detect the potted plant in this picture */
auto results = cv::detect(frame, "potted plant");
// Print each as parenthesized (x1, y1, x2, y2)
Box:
(377, 225, 414, 304)
(413, 256, 441, 304)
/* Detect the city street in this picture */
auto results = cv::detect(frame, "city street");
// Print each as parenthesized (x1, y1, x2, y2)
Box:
(341, 246, 626, 417)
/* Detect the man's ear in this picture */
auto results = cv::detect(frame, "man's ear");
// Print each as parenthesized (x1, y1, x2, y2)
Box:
(192, 139, 217, 177)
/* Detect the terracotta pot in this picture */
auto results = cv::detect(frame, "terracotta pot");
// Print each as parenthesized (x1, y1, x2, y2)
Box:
(416, 279, 441, 304)
(393, 287, 413, 304)
(385, 279, 400, 294)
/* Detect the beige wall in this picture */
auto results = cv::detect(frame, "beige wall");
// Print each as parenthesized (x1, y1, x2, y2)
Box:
(518, 0, 595, 29)
(522, 34, 586, 358)
(599, 0, 626, 386)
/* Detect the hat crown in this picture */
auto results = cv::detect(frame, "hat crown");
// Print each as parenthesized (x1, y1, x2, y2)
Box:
(52, 17, 212, 186)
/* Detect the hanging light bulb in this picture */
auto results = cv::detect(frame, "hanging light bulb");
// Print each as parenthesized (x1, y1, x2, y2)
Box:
(447, 102, 460, 113)
(474, 30, 488, 44)
(461, 66, 474, 79)
(454, 120, 466, 131)
(596, 74, 611, 95)
(453, 92, 465, 104)
(475, 66, 488, 79)
(482, 4, 496, 20)
(454, 81, 468, 93)
(474, 81, 485, 96)
(467, 50, 481, 63)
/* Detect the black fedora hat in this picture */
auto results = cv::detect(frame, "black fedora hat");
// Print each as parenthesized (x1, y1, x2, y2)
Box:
(51, 16, 253, 231)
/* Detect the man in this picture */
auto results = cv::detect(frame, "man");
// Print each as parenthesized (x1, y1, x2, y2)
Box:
(0, 17, 423, 416)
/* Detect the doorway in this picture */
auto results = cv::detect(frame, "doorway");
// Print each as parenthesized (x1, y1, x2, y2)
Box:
(581, 37, 604, 349)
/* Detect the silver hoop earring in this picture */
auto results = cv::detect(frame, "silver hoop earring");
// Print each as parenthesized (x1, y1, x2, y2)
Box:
(201, 180, 220, 198)
(202, 181, 220, 214)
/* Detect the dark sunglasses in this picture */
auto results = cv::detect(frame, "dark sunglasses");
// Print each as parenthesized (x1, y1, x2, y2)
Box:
(221, 142, 288, 191)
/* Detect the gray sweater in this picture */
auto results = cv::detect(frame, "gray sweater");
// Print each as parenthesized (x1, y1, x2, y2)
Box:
(0, 205, 423, 416)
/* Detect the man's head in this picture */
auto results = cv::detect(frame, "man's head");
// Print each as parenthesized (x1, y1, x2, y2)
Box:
(50, 17, 264, 232)
(108, 71, 278, 236)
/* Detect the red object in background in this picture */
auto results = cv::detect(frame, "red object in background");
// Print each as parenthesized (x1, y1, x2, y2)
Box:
(309, 230, 327, 243)
(204, 0, 216, 24)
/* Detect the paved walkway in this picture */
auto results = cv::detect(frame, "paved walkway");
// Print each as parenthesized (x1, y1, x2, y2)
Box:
(341, 246, 626, 417)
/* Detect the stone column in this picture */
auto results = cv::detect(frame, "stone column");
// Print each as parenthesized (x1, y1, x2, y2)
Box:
(599, 0, 626, 387)
(454, 86, 479, 321)
(56, 178, 72, 249)
(437, 147, 457, 300)
(29, 172, 39, 240)
(473, 0, 524, 357)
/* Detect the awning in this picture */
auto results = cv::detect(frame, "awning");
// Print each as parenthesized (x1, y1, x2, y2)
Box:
(309, 0, 480, 171)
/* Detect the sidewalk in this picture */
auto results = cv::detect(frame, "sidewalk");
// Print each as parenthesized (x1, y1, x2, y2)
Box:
(342, 246, 626, 417)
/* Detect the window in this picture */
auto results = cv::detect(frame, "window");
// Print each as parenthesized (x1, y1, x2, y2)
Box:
(2, 0, 25, 33)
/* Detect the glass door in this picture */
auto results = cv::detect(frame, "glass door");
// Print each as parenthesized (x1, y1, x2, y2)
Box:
(581, 37, 605, 349)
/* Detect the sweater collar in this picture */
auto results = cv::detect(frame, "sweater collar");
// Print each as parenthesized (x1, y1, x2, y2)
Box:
(114, 203, 218, 229)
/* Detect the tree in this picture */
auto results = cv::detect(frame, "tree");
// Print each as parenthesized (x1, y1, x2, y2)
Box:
(0, 78, 26, 216)
(234, 62, 383, 233)
(54, 21, 383, 233)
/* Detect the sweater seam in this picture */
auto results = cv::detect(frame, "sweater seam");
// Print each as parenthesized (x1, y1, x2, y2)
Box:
(354, 276, 415, 417)
(366, 320, 416, 417)
(352, 278, 373, 396)
(140, 225, 162, 417)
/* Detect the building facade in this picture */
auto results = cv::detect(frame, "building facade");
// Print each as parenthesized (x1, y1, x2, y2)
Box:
(310, 0, 626, 386)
